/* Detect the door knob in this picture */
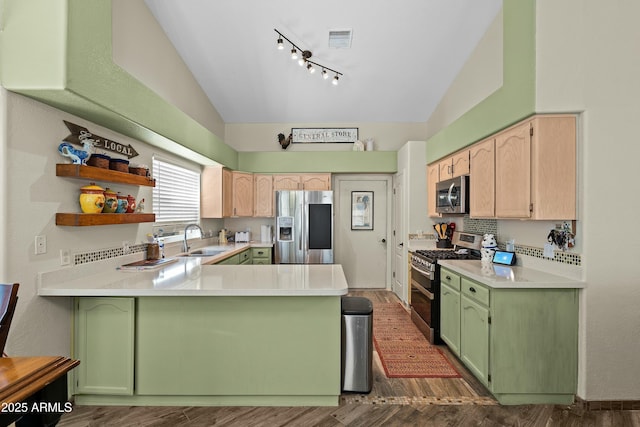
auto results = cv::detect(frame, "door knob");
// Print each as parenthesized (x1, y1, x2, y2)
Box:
(381, 238, 386, 243)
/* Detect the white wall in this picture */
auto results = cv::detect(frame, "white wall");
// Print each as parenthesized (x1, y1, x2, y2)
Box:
(425, 9, 503, 139)
(397, 141, 431, 235)
(0, 90, 221, 356)
(112, 0, 226, 141)
(536, 0, 640, 400)
(225, 122, 428, 153)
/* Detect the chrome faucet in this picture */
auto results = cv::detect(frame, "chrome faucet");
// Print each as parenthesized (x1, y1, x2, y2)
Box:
(183, 223, 204, 253)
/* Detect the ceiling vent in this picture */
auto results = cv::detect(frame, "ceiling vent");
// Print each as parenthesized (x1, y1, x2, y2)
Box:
(328, 29, 352, 49)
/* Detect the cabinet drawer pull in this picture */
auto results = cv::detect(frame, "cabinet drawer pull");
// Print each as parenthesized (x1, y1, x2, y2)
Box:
(446, 275, 452, 280)
(469, 287, 476, 293)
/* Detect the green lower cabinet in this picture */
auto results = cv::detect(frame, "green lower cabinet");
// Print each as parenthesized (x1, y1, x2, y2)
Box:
(74, 297, 135, 395)
(216, 253, 239, 265)
(73, 295, 342, 406)
(440, 282, 461, 356)
(238, 248, 252, 264)
(251, 247, 272, 264)
(490, 288, 578, 404)
(135, 296, 340, 404)
(460, 294, 490, 386)
(440, 268, 579, 405)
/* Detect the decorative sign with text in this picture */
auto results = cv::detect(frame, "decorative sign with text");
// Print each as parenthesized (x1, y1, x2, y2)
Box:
(63, 121, 139, 159)
(291, 128, 358, 144)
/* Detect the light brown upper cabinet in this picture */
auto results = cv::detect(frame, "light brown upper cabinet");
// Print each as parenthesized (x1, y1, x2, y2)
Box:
(273, 175, 300, 190)
(427, 163, 440, 217)
(201, 167, 253, 218)
(495, 115, 576, 219)
(300, 174, 331, 190)
(273, 174, 331, 191)
(253, 174, 274, 217)
(469, 138, 496, 218)
(201, 166, 233, 218)
(231, 171, 254, 217)
(439, 150, 470, 181)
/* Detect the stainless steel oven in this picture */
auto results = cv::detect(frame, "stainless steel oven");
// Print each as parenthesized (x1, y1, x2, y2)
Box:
(409, 231, 483, 344)
(409, 253, 439, 343)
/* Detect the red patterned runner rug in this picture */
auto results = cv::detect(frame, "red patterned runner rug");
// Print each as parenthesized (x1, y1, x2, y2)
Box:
(373, 302, 460, 378)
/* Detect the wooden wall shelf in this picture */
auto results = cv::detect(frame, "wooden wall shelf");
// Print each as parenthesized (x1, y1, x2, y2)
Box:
(56, 213, 156, 226)
(56, 164, 155, 187)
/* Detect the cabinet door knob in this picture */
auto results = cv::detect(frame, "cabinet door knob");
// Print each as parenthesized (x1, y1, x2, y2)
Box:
(469, 287, 476, 293)
(446, 275, 451, 280)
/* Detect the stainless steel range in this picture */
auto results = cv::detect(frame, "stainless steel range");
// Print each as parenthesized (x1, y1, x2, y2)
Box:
(409, 231, 482, 344)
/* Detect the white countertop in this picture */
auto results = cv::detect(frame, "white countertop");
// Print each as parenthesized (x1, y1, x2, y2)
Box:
(38, 241, 348, 297)
(438, 260, 585, 289)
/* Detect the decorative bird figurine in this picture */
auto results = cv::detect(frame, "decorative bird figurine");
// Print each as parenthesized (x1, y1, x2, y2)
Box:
(278, 133, 292, 150)
(58, 138, 95, 165)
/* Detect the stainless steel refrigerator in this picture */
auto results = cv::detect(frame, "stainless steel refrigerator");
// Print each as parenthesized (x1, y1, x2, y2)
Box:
(275, 190, 333, 264)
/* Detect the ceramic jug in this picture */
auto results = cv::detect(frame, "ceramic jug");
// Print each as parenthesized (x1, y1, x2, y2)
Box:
(126, 195, 136, 213)
(79, 183, 105, 214)
(116, 193, 129, 213)
(102, 188, 118, 213)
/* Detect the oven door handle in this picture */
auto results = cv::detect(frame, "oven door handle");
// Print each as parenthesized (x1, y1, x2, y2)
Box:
(411, 280, 435, 300)
(411, 265, 434, 281)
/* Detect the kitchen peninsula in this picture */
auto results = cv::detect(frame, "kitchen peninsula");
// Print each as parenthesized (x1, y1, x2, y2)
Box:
(38, 257, 348, 406)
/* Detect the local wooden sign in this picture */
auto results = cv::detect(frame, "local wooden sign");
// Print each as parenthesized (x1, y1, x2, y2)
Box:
(63, 120, 139, 159)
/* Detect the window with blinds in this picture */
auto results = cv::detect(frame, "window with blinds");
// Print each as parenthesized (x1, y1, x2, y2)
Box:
(152, 157, 200, 223)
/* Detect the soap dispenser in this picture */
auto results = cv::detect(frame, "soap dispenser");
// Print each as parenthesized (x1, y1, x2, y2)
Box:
(219, 229, 227, 244)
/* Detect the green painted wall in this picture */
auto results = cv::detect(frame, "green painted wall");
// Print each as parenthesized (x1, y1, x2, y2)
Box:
(1, 0, 237, 168)
(239, 151, 397, 173)
(0, 0, 399, 174)
(426, 0, 536, 163)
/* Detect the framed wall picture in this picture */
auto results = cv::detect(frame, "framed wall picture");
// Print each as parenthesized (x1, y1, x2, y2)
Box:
(351, 191, 373, 230)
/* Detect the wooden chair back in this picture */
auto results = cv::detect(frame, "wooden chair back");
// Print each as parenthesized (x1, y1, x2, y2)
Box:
(0, 284, 19, 356)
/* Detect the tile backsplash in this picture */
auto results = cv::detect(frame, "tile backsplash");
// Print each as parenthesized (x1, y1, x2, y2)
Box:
(410, 216, 581, 267)
(73, 244, 147, 266)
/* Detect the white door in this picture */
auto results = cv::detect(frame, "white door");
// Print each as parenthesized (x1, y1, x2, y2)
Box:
(335, 177, 389, 289)
(392, 172, 407, 302)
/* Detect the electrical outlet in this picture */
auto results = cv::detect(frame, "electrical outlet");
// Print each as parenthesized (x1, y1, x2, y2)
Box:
(60, 249, 71, 266)
(123, 241, 130, 254)
(35, 235, 47, 255)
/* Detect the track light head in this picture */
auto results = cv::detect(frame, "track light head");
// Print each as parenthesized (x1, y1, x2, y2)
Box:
(322, 69, 329, 79)
(307, 63, 315, 74)
(290, 47, 298, 60)
(277, 37, 284, 50)
(332, 74, 339, 85)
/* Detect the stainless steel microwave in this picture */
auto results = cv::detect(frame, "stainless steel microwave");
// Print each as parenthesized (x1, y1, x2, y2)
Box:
(436, 175, 469, 214)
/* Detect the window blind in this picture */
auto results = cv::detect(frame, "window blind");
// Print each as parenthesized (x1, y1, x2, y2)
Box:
(152, 157, 200, 223)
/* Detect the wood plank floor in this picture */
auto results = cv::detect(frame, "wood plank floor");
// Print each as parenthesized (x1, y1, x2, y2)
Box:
(57, 291, 639, 427)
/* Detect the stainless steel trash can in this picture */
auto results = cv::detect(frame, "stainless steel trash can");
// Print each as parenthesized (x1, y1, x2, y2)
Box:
(341, 296, 373, 393)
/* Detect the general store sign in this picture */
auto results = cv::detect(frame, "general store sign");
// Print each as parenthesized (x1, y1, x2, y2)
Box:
(63, 121, 139, 158)
(291, 128, 358, 144)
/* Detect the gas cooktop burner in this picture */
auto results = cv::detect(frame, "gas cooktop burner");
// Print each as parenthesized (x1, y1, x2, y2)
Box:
(414, 249, 479, 261)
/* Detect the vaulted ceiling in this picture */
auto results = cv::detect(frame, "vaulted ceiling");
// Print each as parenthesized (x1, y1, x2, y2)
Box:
(145, 0, 502, 125)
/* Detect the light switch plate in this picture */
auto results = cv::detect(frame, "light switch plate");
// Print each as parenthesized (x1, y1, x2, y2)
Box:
(543, 242, 555, 259)
(60, 249, 71, 266)
(35, 235, 47, 255)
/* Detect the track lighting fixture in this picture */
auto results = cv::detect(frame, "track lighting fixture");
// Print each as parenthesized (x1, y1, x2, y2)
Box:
(274, 29, 343, 84)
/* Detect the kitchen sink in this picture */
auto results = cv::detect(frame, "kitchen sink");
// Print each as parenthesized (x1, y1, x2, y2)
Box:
(179, 248, 228, 257)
